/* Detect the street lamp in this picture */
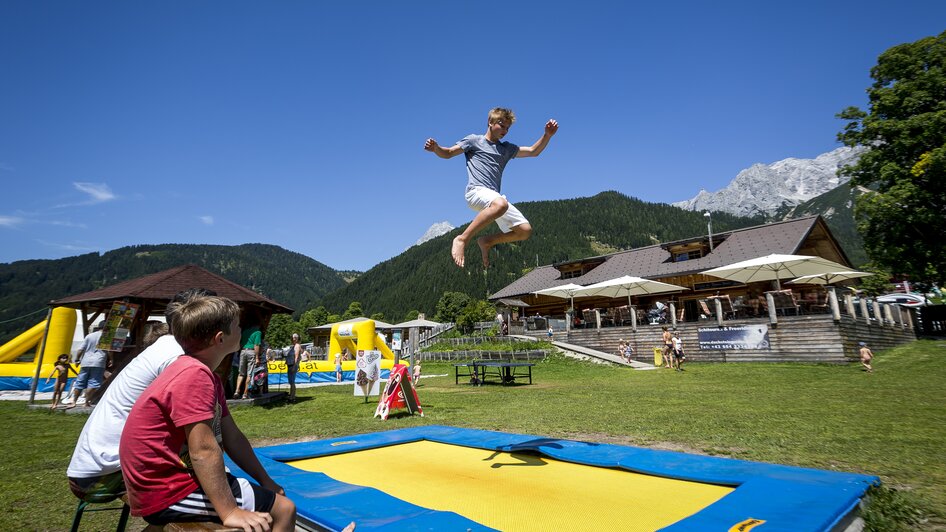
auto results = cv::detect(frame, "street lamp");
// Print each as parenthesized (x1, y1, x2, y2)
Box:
(704, 211, 714, 251)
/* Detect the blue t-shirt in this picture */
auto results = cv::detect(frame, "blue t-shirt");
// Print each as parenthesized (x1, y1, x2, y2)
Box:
(458, 134, 519, 193)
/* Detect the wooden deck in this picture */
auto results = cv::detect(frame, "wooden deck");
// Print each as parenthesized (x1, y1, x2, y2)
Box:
(520, 314, 917, 364)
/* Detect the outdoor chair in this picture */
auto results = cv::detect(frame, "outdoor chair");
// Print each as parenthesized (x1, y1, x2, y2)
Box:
(581, 309, 595, 328)
(717, 295, 736, 319)
(770, 290, 801, 316)
(698, 299, 714, 320)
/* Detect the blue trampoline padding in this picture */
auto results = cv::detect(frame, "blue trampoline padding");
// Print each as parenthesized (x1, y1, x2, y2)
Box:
(0, 376, 73, 392)
(266, 369, 390, 385)
(226, 425, 879, 532)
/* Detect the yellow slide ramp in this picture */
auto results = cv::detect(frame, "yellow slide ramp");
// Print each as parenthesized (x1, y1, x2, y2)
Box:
(0, 307, 77, 379)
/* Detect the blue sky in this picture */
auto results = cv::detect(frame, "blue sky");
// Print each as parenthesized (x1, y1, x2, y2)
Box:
(1, 2, 944, 272)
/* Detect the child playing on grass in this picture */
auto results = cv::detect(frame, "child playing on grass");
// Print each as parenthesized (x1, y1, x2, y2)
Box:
(46, 353, 77, 409)
(859, 341, 873, 372)
(672, 332, 686, 371)
(425, 108, 558, 268)
(119, 295, 298, 530)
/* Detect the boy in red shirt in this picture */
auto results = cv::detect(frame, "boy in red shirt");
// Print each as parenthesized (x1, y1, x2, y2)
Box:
(119, 295, 296, 531)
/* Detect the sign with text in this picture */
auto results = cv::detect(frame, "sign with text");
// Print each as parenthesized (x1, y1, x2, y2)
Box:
(698, 325, 770, 350)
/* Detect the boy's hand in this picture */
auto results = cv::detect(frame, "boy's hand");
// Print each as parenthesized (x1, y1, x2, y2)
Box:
(223, 507, 272, 532)
(545, 119, 559, 136)
(424, 138, 439, 152)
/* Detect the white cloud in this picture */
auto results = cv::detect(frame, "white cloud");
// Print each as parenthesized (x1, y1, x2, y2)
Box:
(73, 182, 116, 203)
(199, 216, 214, 225)
(36, 240, 99, 253)
(0, 215, 24, 227)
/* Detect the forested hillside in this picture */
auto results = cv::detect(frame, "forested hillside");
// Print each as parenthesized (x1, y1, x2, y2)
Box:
(769, 183, 868, 266)
(0, 243, 345, 344)
(319, 191, 762, 320)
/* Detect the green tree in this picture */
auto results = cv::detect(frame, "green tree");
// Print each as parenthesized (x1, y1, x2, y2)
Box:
(404, 309, 420, 322)
(433, 292, 471, 323)
(837, 30, 946, 282)
(857, 264, 894, 296)
(266, 313, 297, 348)
(341, 302, 363, 320)
(299, 306, 329, 330)
(456, 299, 497, 334)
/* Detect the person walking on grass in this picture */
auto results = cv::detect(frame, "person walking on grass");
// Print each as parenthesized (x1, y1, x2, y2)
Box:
(425, 107, 558, 268)
(859, 341, 874, 372)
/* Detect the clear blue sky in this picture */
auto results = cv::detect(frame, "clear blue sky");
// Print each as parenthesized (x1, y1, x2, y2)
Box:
(1, 2, 943, 271)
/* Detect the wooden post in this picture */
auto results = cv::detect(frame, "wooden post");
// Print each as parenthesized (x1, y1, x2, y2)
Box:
(630, 305, 638, 332)
(883, 304, 895, 327)
(670, 302, 677, 328)
(859, 298, 870, 325)
(828, 287, 841, 322)
(766, 292, 778, 326)
(845, 294, 856, 318)
(714, 298, 724, 327)
(894, 305, 905, 329)
(872, 301, 883, 326)
(27, 308, 55, 405)
(594, 309, 601, 330)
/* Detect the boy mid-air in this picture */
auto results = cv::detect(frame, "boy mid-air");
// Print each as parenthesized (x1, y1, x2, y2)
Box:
(425, 108, 558, 268)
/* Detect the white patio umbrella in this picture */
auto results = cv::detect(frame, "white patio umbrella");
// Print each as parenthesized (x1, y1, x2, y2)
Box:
(574, 275, 689, 307)
(786, 271, 874, 286)
(533, 283, 587, 312)
(702, 254, 850, 290)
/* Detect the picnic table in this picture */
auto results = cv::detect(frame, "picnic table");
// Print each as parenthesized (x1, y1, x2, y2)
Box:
(454, 360, 535, 386)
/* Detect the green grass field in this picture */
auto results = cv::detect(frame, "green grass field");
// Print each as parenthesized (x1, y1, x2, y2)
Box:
(2, 339, 943, 531)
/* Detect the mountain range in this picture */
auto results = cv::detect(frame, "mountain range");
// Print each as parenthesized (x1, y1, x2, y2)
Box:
(1, 146, 869, 344)
(672, 146, 864, 217)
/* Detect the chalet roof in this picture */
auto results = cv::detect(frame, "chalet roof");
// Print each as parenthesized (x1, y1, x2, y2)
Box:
(489, 216, 849, 300)
(50, 264, 293, 313)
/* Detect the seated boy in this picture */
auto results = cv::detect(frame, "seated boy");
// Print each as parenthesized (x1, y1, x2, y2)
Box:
(119, 295, 296, 530)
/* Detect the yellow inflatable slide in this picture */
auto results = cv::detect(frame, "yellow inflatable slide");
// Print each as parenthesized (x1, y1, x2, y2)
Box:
(0, 307, 77, 391)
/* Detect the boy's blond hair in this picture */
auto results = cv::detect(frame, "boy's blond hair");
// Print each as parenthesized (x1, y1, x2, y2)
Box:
(167, 295, 240, 354)
(488, 107, 516, 125)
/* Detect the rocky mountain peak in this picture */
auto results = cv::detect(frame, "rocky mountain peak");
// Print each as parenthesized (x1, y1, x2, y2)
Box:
(673, 146, 865, 217)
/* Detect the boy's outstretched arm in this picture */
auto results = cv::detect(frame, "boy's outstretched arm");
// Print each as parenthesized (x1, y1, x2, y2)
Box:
(517, 119, 559, 158)
(424, 138, 463, 159)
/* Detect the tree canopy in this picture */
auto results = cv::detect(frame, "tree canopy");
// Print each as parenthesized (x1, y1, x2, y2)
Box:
(838, 30, 946, 282)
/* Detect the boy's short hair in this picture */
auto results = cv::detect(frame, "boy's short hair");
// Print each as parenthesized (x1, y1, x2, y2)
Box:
(488, 107, 516, 125)
(167, 295, 240, 354)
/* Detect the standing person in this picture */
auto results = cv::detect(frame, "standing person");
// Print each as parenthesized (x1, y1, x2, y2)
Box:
(425, 108, 559, 268)
(119, 295, 297, 531)
(286, 333, 302, 403)
(334, 351, 343, 383)
(672, 332, 686, 371)
(67, 321, 109, 408)
(46, 354, 77, 409)
(66, 289, 212, 505)
(233, 315, 262, 400)
(661, 327, 674, 368)
(547, 326, 554, 340)
(859, 341, 874, 372)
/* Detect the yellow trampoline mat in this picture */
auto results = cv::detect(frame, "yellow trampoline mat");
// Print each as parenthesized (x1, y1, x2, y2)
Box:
(288, 441, 733, 532)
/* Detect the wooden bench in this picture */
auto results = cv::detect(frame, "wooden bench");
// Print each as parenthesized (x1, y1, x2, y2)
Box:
(165, 523, 240, 531)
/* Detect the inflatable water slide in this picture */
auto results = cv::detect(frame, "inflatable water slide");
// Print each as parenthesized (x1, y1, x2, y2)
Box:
(0, 307, 80, 392)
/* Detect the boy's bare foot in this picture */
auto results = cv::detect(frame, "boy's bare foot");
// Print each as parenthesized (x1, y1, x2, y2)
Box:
(477, 237, 491, 268)
(451, 236, 467, 268)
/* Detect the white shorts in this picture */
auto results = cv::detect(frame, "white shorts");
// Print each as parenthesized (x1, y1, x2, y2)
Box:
(464, 187, 529, 233)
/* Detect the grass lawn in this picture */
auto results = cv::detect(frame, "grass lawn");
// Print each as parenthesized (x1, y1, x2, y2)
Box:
(1, 339, 943, 531)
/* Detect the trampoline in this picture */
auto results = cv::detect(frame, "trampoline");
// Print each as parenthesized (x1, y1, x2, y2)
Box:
(226, 426, 878, 531)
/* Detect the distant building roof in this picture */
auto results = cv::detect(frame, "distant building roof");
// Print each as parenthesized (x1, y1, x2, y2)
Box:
(50, 263, 292, 313)
(489, 216, 850, 300)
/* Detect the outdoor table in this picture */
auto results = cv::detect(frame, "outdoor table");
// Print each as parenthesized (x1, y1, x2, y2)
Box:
(454, 361, 535, 386)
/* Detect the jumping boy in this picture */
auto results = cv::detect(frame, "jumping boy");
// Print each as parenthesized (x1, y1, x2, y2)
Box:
(425, 108, 558, 268)
(119, 295, 297, 531)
